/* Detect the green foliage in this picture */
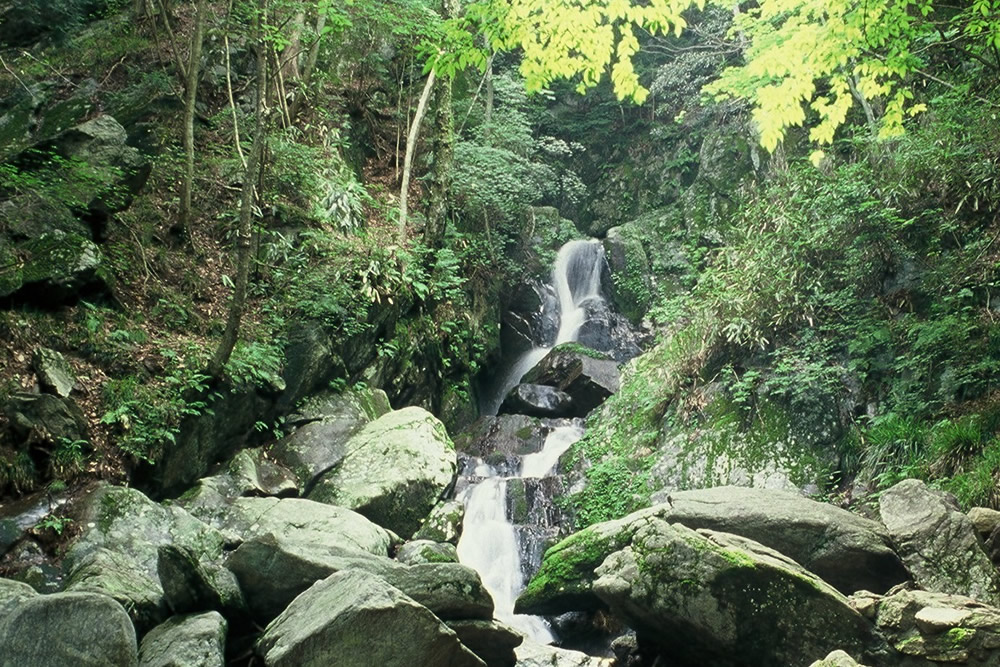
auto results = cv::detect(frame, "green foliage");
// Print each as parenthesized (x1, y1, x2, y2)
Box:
(49, 437, 87, 477)
(35, 513, 72, 536)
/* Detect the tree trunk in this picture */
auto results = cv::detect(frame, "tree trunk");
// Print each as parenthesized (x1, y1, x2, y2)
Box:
(398, 69, 436, 244)
(210, 5, 268, 377)
(425, 68, 455, 248)
(173, 0, 208, 243)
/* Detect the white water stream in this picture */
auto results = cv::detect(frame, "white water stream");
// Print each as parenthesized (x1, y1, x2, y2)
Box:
(457, 240, 606, 644)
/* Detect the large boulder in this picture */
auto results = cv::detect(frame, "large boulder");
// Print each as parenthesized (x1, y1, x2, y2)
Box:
(413, 500, 466, 545)
(256, 570, 485, 667)
(307, 407, 457, 538)
(180, 496, 393, 555)
(0, 578, 36, 620)
(175, 448, 298, 517)
(16, 231, 108, 301)
(591, 520, 878, 666)
(807, 651, 868, 667)
(226, 533, 491, 623)
(516, 487, 907, 615)
(0, 591, 138, 666)
(879, 479, 1000, 605)
(853, 587, 1000, 665)
(138, 612, 227, 667)
(270, 386, 391, 491)
(156, 544, 245, 618)
(4, 391, 87, 444)
(523, 344, 620, 416)
(499, 384, 575, 419)
(64, 485, 226, 631)
(397, 539, 460, 565)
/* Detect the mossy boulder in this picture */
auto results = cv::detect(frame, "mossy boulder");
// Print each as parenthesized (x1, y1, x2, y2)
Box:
(0, 591, 138, 667)
(256, 570, 486, 667)
(306, 407, 457, 538)
(523, 345, 619, 416)
(517, 486, 908, 616)
(17, 231, 109, 301)
(592, 520, 879, 666)
(413, 500, 465, 545)
(137, 612, 227, 667)
(271, 385, 391, 491)
(602, 225, 653, 325)
(396, 539, 460, 565)
(64, 485, 226, 631)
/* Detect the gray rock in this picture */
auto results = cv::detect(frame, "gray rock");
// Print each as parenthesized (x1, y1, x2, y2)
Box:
(517, 486, 907, 615)
(0, 194, 88, 242)
(854, 587, 1000, 665)
(879, 479, 1000, 605)
(0, 591, 138, 667)
(453, 415, 550, 458)
(447, 620, 522, 667)
(138, 612, 227, 667)
(0, 237, 20, 298)
(413, 500, 466, 545)
(177, 448, 298, 515)
(307, 407, 457, 538)
(591, 520, 877, 666)
(181, 496, 393, 556)
(500, 384, 575, 419)
(0, 577, 37, 622)
(226, 533, 491, 623)
(514, 640, 612, 667)
(271, 386, 390, 491)
(397, 539, 459, 565)
(4, 391, 87, 444)
(523, 345, 619, 416)
(157, 544, 245, 618)
(64, 485, 226, 631)
(257, 570, 485, 667)
(968, 507, 1000, 539)
(32, 347, 75, 397)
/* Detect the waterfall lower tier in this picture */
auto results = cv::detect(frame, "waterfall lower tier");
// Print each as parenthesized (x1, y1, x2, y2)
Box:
(456, 423, 585, 644)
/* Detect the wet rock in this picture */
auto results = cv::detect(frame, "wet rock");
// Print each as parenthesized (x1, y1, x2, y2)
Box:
(446, 620, 521, 667)
(64, 485, 226, 631)
(523, 344, 620, 416)
(138, 612, 227, 667)
(396, 539, 459, 565)
(505, 477, 566, 526)
(157, 544, 245, 618)
(592, 521, 878, 666)
(514, 639, 612, 667)
(271, 386, 390, 491)
(879, 479, 1000, 605)
(575, 299, 643, 363)
(855, 587, 1000, 665)
(32, 347, 75, 397)
(181, 496, 394, 556)
(0, 591, 138, 667)
(307, 407, 457, 538)
(517, 486, 908, 615)
(499, 383, 575, 419)
(501, 280, 558, 355)
(257, 570, 485, 667)
(413, 500, 465, 545)
(454, 415, 550, 458)
(4, 391, 87, 444)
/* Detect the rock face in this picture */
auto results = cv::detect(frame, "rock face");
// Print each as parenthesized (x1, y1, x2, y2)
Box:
(523, 345, 620, 416)
(138, 612, 227, 667)
(0, 578, 37, 620)
(514, 639, 613, 667)
(157, 544, 245, 618)
(307, 407, 457, 538)
(854, 587, 1000, 665)
(591, 520, 877, 666)
(257, 570, 485, 667)
(63, 486, 226, 631)
(499, 383, 575, 418)
(0, 591, 138, 667)
(879, 479, 1000, 605)
(517, 487, 907, 615)
(270, 386, 391, 491)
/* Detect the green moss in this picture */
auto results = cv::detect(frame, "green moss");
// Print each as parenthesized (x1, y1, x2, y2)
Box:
(945, 626, 975, 647)
(551, 342, 612, 360)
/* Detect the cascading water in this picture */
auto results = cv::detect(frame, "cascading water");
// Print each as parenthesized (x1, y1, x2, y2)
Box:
(457, 240, 607, 643)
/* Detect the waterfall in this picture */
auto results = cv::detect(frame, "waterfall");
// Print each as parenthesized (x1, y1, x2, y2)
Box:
(483, 239, 607, 415)
(456, 425, 585, 643)
(458, 239, 606, 644)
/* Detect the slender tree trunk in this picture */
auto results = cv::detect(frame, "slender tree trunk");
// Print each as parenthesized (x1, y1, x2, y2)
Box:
(210, 6, 268, 377)
(425, 70, 455, 247)
(173, 0, 208, 243)
(289, 9, 327, 122)
(398, 69, 436, 243)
